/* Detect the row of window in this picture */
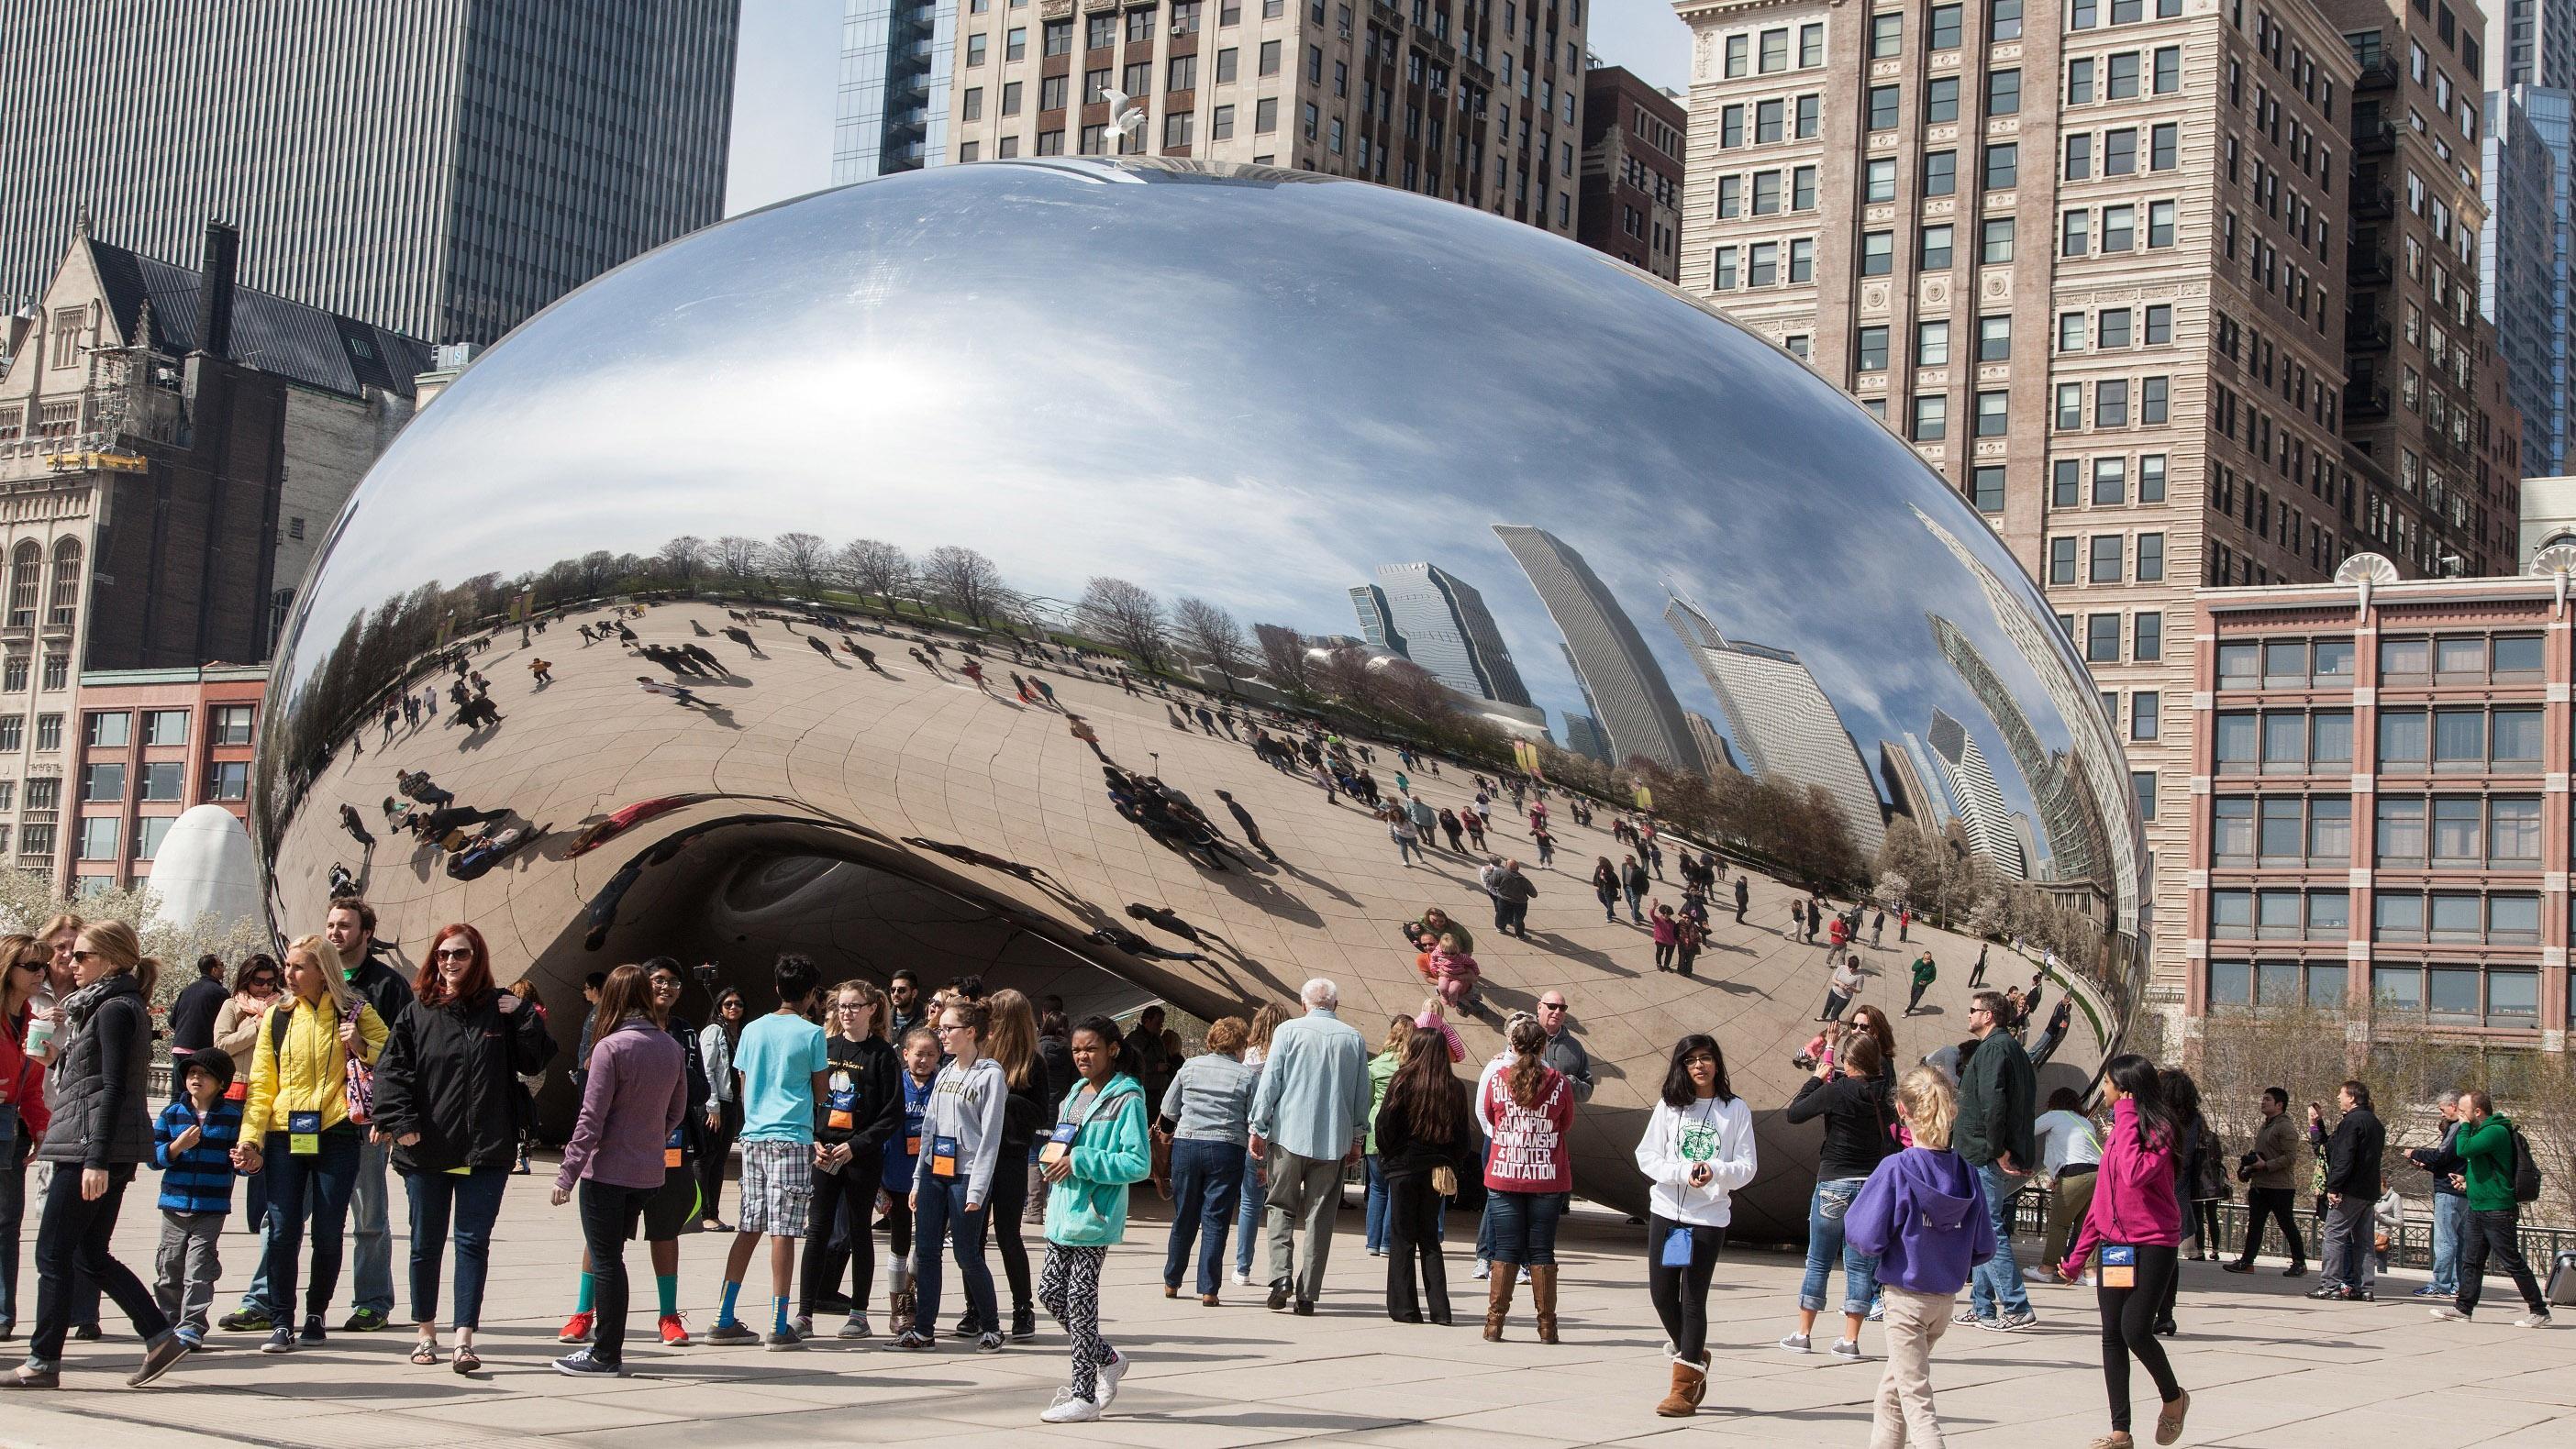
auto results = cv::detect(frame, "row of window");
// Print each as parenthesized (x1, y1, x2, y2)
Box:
(2214, 634, 2544, 689)
(2208, 792, 2550, 868)
(2, 655, 70, 693)
(2220, 890, 2540, 944)
(6, 539, 82, 631)
(2060, 200, 2180, 256)
(80, 762, 187, 803)
(2211, 706, 2544, 772)
(2064, 123, 2179, 181)
(2063, 46, 2184, 105)
(86, 707, 252, 747)
(1712, 165, 1817, 219)
(2206, 959, 2540, 1027)
(2045, 531, 2166, 585)
(2053, 376, 2172, 430)
(2050, 453, 2170, 508)
(2053, 608, 2166, 665)
(73, 810, 220, 863)
(1715, 18, 1827, 76)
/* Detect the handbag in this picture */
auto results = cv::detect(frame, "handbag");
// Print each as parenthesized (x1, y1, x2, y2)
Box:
(1431, 1164, 1458, 1197)
(341, 1005, 375, 1125)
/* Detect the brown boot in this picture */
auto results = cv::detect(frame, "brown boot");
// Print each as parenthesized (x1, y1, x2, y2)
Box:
(1655, 1355, 1706, 1417)
(1531, 1264, 1560, 1344)
(1482, 1262, 1518, 1341)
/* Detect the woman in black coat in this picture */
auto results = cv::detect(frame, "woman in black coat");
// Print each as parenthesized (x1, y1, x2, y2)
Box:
(370, 923, 554, 1372)
(7, 921, 188, 1390)
(799, 979, 903, 1337)
(1375, 1030, 1475, 1326)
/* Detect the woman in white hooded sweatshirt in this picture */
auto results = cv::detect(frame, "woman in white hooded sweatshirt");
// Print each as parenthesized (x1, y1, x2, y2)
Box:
(1633, 1033, 1758, 1418)
(886, 1001, 1009, 1352)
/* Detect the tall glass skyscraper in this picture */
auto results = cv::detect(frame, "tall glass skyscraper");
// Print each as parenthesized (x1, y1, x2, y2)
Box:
(2483, 85, 2573, 473)
(1367, 561, 1532, 708)
(832, 0, 954, 183)
(1493, 525, 1704, 775)
(0, 0, 739, 346)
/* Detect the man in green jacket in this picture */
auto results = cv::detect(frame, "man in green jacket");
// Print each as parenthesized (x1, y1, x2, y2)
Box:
(1904, 954, 1938, 1015)
(2428, 1089, 2551, 1327)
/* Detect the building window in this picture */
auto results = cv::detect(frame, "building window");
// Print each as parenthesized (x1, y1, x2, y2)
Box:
(2137, 533, 2164, 581)
(1005, 26, 1027, 61)
(44, 539, 78, 627)
(1260, 39, 1280, 74)
(81, 763, 124, 802)
(1869, 84, 1900, 130)
(1975, 391, 2009, 437)
(1971, 466, 2005, 513)
(2055, 382, 2083, 428)
(2150, 122, 2178, 170)
(33, 715, 59, 751)
(1711, 246, 1738, 290)
(2144, 304, 2171, 343)
(1861, 231, 1893, 275)
(84, 711, 128, 747)
(1871, 14, 1902, 58)
(6, 543, 38, 628)
(39, 654, 66, 691)
(2085, 614, 2120, 661)
(2096, 378, 2129, 426)
(136, 814, 174, 860)
(77, 815, 117, 861)
(1919, 225, 1953, 269)
(1913, 394, 1949, 441)
(2049, 537, 2078, 583)
(1788, 238, 1815, 282)
(2134, 611, 2161, 660)
(2102, 204, 2135, 251)
(2061, 210, 2090, 256)
(2093, 458, 2126, 504)
(1925, 150, 1957, 198)
(209, 760, 250, 801)
(1857, 326, 1890, 371)
(0, 718, 17, 752)
(140, 761, 183, 802)
(966, 32, 986, 65)
(2089, 535, 2124, 581)
(2141, 376, 2169, 424)
(2130, 691, 2158, 741)
(2138, 454, 2166, 502)
(1925, 76, 1960, 124)
(1992, 0, 2023, 39)
(1988, 68, 2021, 115)
(211, 703, 255, 745)
(1977, 315, 2011, 360)
(1866, 158, 1897, 203)
(2068, 57, 2094, 104)
(1984, 142, 2017, 191)
(1980, 217, 2014, 264)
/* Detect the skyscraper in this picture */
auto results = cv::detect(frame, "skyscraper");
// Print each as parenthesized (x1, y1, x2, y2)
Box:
(0, 1, 740, 344)
(1349, 581, 1405, 653)
(1493, 525, 1704, 774)
(832, 0, 955, 182)
(1925, 709, 2025, 879)
(1684, 711, 1738, 776)
(1664, 596, 1883, 857)
(2484, 85, 2573, 473)
(2493, 0, 2576, 87)
(1876, 738, 1939, 831)
(1371, 562, 1532, 707)
(1562, 710, 1614, 765)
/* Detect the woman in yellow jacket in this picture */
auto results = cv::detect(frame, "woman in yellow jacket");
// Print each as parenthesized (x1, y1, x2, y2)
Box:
(230, 935, 387, 1355)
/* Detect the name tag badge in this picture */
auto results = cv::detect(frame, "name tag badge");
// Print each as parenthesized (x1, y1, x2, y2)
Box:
(905, 1134, 923, 1157)
(2101, 1244, 2137, 1289)
(1038, 1120, 1077, 1167)
(666, 1124, 687, 1170)
(827, 1079, 857, 1132)
(930, 1134, 960, 1178)
(1660, 1225, 1696, 1266)
(288, 1111, 322, 1156)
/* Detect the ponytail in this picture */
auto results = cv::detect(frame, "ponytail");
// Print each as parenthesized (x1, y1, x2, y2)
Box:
(1505, 1013, 1549, 1108)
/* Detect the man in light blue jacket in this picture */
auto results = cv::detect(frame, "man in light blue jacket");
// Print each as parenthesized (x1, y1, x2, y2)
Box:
(1247, 979, 1371, 1314)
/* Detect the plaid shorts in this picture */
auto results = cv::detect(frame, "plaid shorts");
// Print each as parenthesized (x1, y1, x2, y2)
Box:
(738, 1139, 814, 1238)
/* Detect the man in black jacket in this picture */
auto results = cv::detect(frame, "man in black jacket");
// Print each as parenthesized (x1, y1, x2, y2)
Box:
(2307, 1080, 2385, 1302)
(1954, 990, 2039, 1329)
(166, 955, 231, 1066)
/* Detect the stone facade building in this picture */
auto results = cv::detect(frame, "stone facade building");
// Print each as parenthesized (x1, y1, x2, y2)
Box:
(941, 0, 1587, 238)
(1577, 62, 1687, 279)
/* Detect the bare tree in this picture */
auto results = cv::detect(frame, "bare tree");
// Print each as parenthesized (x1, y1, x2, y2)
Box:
(1255, 623, 1315, 697)
(1375, 657, 1456, 723)
(574, 549, 618, 598)
(919, 545, 1005, 627)
(1079, 576, 1167, 672)
(658, 535, 705, 589)
(771, 531, 830, 600)
(1315, 644, 1389, 716)
(837, 537, 911, 614)
(716, 535, 771, 594)
(1170, 595, 1251, 691)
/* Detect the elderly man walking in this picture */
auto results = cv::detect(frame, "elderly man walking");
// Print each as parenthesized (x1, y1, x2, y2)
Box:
(1248, 979, 1371, 1316)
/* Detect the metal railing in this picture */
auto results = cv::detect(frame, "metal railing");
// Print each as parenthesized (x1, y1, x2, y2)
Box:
(2004, 1186, 2576, 1268)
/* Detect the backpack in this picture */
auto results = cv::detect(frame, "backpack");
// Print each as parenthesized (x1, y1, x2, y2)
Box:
(2193, 1124, 2233, 1201)
(2510, 1125, 2543, 1204)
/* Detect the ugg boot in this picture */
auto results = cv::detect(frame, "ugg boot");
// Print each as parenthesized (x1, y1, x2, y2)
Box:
(1655, 1355, 1707, 1417)
(1530, 1265, 1560, 1344)
(885, 1259, 914, 1331)
(1482, 1261, 1519, 1341)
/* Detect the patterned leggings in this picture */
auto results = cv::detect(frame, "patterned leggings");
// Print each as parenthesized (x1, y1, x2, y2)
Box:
(1038, 1243, 1112, 1399)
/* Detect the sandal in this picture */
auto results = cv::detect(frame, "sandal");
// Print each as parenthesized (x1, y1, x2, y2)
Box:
(452, 1345, 482, 1376)
(409, 1340, 441, 1366)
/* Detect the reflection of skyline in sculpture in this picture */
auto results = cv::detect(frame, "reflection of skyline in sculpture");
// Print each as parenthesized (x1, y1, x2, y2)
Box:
(1876, 738, 1938, 831)
(1348, 582, 1404, 654)
(1493, 525, 1704, 774)
(1683, 711, 1737, 775)
(1926, 707, 2027, 879)
(1562, 710, 1612, 765)
(1365, 561, 1532, 708)
(1913, 503, 2137, 931)
(1665, 595, 1885, 858)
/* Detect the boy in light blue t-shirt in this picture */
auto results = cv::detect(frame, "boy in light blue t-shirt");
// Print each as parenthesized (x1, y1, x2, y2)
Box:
(707, 955, 830, 1348)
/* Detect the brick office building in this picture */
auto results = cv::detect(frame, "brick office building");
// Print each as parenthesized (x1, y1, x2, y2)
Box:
(1577, 61, 1686, 280)
(57, 664, 263, 896)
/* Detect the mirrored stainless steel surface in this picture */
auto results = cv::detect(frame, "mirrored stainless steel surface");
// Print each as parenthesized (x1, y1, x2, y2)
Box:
(255, 159, 2146, 1233)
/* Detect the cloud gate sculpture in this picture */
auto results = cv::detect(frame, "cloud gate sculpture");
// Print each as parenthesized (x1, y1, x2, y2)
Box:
(254, 159, 2146, 1238)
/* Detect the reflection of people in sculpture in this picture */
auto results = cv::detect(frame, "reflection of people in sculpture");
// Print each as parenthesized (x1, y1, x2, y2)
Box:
(397, 769, 454, 808)
(1084, 926, 1208, 965)
(1213, 791, 1274, 860)
(528, 658, 553, 686)
(805, 635, 835, 661)
(721, 625, 761, 656)
(339, 803, 374, 848)
(1124, 903, 1223, 950)
(636, 676, 710, 709)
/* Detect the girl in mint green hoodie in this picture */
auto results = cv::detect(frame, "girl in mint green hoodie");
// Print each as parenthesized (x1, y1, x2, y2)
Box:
(1034, 1016, 1151, 1422)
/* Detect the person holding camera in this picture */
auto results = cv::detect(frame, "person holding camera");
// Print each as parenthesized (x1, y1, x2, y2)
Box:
(1635, 1034, 1757, 1417)
(1778, 1023, 1891, 1361)
(2221, 1087, 2306, 1277)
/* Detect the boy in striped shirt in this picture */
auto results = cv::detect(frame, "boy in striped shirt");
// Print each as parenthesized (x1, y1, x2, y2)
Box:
(153, 1051, 244, 1347)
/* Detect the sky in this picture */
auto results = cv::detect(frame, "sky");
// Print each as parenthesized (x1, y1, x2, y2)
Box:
(724, 0, 1693, 216)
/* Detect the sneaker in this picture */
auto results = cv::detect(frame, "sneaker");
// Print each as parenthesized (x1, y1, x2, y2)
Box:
(975, 1330, 1006, 1353)
(71, 1324, 101, 1341)
(885, 1328, 937, 1351)
(954, 1311, 982, 1338)
(218, 1308, 273, 1333)
(1096, 1347, 1130, 1409)
(2304, 1285, 2347, 1300)
(552, 1349, 625, 1377)
(765, 1324, 805, 1351)
(2023, 1266, 2056, 1283)
(1867, 1299, 1885, 1322)
(2283, 1265, 2308, 1278)
(1952, 1309, 1994, 1329)
(2512, 1312, 2552, 1329)
(1229, 1269, 1251, 1288)
(259, 1325, 295, 1355)
(659, 1313, 692, 1346)
(1471, 1259, 1491, 1281)
(1518, 1266, 1532, 1285)
(298, 1316, 328, 1345)
(341, 1308, 390, 1333)
(1370, 1248, 1388, 1258)
(1041, 1388, 1103, 1423)
(128, 1331, 191, 1388)
(792, 1314, 814, 1338)
(1829, 1339, 1862, 1363)
(2221, 1262, 2254, 1276)
(2429, 1305, 2468, 1322)
(173, 1326, 205, 1351)
(558, 1311, 595, 1344)
(1012, 1307, 1038, 1342)
(1776, 1333, 1812, 1354)
(2410, 1285, 2448, 1298)
(706, 1321, 761, 1346)
(1989, 1310, 2039, 1332)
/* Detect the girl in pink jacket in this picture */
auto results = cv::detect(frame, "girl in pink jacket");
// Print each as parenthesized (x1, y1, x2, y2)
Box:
(2059, 1055, 2187, 1449)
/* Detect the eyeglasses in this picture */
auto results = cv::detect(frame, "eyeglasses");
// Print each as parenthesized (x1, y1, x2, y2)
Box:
(1683, 1055, 1717, 1067)
(834, 1002, 870, 1012)
(936, 1023, 973, 1034)
(434, 946, 475, 961)
(70, 949, 99, 963)
(10, 958, 41, 972)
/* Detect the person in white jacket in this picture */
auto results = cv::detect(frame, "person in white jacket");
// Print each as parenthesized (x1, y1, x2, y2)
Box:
(1633, 1033, 1758, 1417)
(886, 1001, 1010, 1352)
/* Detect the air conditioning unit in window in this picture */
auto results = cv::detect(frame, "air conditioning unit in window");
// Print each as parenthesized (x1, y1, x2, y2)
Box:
(1172, 21, 1187, 33)
(1339, 24, 1352, 37)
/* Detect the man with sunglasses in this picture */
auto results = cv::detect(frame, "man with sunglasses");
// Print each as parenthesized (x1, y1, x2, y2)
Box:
(1952, 990, 2038, 1333)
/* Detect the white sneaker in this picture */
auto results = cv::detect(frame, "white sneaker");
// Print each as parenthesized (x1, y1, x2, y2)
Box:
(1518, 1266, 1532, 1285)
(1777, 1332, 1812, 1354)
(2429, 1305, 2468, 1322)
(1829, 1338, 1862, 1362)
(2023, 1266, 2054, 1284)
(1229, 1268, 1251, 1288)
(1472, 1259, 1491, 1280)
(2512, 1312, 2553, 1329)
(1041, 1388, 1102, 1422)
(1095, 1348, 1130, 1409)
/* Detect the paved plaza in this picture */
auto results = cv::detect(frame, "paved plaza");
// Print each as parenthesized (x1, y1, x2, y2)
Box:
(2, 1178, 2566, 1449)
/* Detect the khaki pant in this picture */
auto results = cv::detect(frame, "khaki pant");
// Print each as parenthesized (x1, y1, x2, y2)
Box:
(2043, 1168, 2099, 1271)
(1262, 1147, 1345, 1304)
(1870, 1284, 1956, 1449)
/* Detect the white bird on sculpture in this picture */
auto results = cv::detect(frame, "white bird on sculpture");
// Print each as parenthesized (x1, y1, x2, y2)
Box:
(1099, 86, 1146, 145)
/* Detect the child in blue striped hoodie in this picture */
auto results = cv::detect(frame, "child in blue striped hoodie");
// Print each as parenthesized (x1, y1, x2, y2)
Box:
(153, 1051, 244, 1347)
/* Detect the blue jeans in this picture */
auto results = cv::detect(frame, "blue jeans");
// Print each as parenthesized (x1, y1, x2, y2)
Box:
(1967, 1162, 2031, 1319)
(2428, 1191, 2465, 1295)
(1364, 1154, 1389, 1252)
(1484, 1189, 1566, 1266)
(1798, 1176, 1882, 1314)
(255, 1125, 362, 1321)
(913, 1175, 995, 1334)
(1395, 837, 1422, 864)
(1234, 1147, 1267, 1273)
(403, 1167, 511, 1328)
(1163, 1138, 1244, 1295)
(350, 1135, 396, 1316)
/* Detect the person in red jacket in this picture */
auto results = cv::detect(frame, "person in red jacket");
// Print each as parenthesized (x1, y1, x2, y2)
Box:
(2060, 1056, 2188, 1449)
(1476, 1016, 1575, 1344)
(2, 933, 57, 1341)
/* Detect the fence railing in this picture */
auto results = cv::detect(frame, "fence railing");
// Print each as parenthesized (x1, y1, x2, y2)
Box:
(2004, 1186, 2575, 1267)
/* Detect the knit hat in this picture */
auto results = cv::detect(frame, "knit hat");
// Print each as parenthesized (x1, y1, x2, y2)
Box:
(176, 1047, 235, 1090)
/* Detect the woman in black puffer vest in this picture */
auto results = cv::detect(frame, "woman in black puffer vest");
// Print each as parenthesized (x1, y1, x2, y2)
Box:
(7, 921, 189, 1390)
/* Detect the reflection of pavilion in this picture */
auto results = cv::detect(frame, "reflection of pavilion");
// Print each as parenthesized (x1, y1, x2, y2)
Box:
(1663, 595, 1884, 857)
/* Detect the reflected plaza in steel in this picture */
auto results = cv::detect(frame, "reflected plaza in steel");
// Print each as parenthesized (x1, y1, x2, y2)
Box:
(254, 159, 2146, 1236)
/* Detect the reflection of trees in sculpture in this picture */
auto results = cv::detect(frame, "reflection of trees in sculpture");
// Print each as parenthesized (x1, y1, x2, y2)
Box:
(919, 545, 1005, 627)
(1171, 595, 1249, 692)
(771, 531, 831, 600)
(716, 535, 772, 593)
(658, 535, 705, 589)
(1254, 623, 1316, 699)
(837, 537, 912, 614)
(1526, 745, 1864, 890)
(1079, 577, 1168, 674)
(1313, 644, 1386, 714)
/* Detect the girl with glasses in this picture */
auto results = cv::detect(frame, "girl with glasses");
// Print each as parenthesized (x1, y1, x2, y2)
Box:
(886, 1001, 1005, 1351)
(797, 980, 899, 1339)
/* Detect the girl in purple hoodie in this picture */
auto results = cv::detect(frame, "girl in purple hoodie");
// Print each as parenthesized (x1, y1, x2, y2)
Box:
(1846, 1067, 1995, 1449)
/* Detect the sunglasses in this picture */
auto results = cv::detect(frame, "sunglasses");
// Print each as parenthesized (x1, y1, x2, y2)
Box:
(434, 946, 475, 960)
(70, 949, 100, 963)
